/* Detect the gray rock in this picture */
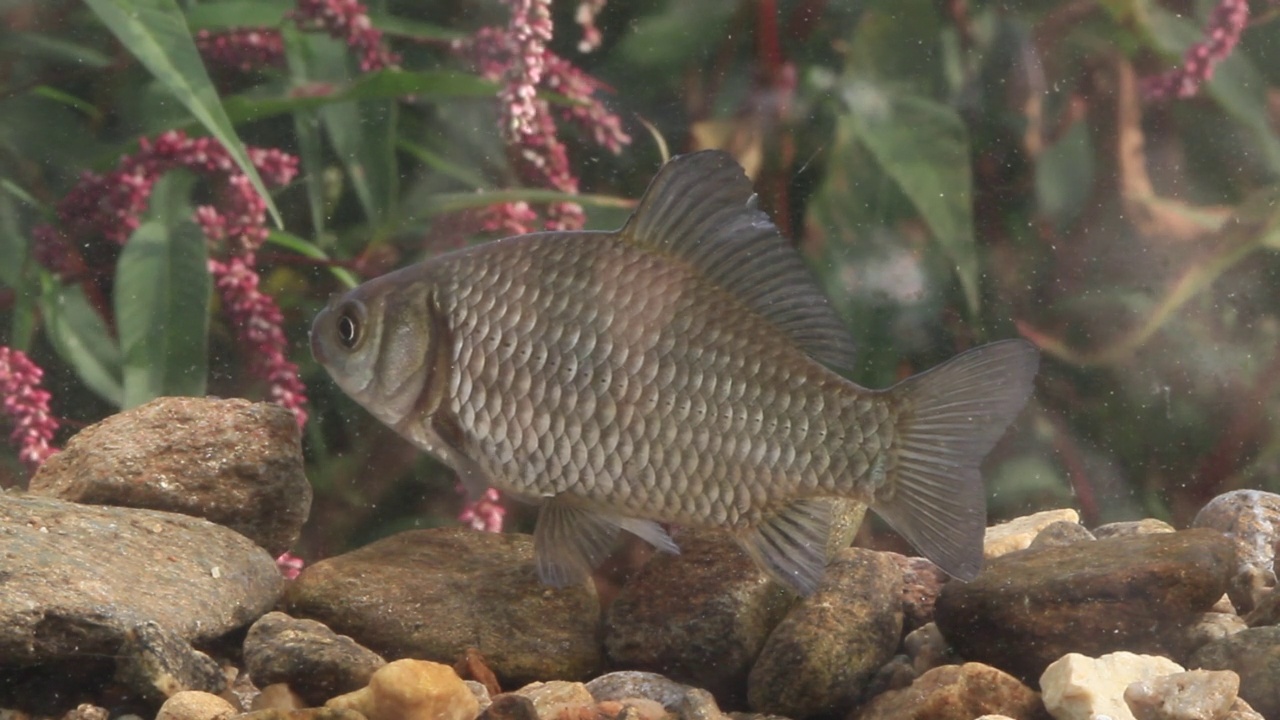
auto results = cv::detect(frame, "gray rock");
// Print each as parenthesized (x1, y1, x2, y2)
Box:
(1192, 490, 1280, 614)
(28, 397, 311, 556)
(282, 527, 600, 686)
(935, 529, 1233, 682)
(0, 493, 282, 665)
(1182, 613, 1247, 657)
(243, 612, 386, 707)
(1092, 519, 1176, 539)
(904, 623, 954, 676)
(1123, 669, 1239, 720)
(1243, 587, 1280, 627)
(1188, 626, 1280, 719)
(479, 693, 539, 720)
(852, 663, 1047, 720)
(604, 530, 795, 705)
(586, 671, 725, 720)
(747, 548, 902, 718)
(114, 621, 226, 705)
(1027, 521, 1095, 550)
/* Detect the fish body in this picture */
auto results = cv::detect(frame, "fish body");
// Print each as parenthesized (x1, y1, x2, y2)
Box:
(312, 151, 1039, 594)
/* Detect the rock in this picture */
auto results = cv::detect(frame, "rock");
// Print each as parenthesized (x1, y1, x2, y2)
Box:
(28, 397, 310, 556)
(747, 548, 902, 718)
(510, 681, 594, 720)
(1181, 613, 1247, 658)
(155, 691, 236, 720)
(1027, 521, 1094, 550)
(479, 694, 540, 720)
(1038, 652, 1185, 720)
(326, 659, 478, 720)
(283, 527, 599, 686)
(604, 530, 794, 705)
(61, 705, 109, 720)
(1093, 519, 1176, 539)
(454, 648, 501, 698)
(585, 671, 724, 720)
(886, 553, 948, 633)
(1123, 669, 1240, 720)
(113, 621, 226, 704)
(935, 529, 1233, 681)
(904, 624, 953, 675)
(852, 663, 1045, 720)
(984, 509, 1080, 559)
(252, 684, 308, 711)
(0, 493, 282, 666)
(1243, 588, 1280, 627)
(243, 612, 386, 706)
(858, 655, 917, 706)
(464, 681, 493, 713)
(235, 710, 368, 720)
(1223, 697, 1265, 720)
(1188, 626, 1280, 719)
(1192, 490, 1280, 614)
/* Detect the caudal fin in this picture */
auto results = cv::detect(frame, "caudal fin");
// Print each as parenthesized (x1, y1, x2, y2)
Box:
(871, 339, 1039, 581)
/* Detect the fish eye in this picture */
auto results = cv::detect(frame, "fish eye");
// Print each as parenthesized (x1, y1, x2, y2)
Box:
(336, 302, 364, 349)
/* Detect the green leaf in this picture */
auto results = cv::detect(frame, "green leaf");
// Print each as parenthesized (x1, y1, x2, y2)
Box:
(82, 0, 284, 227)
(370, 13, 464, 42)
(184, 0, 291, 29)
(265, 230, 359, 288)
(841, 83, 980, 315)
(115, 218, 211, 408)
(29, 86, 103, 121)
(422, 189, 635, 215)
(40, 279, 124, 406)
(6, 31, 113, 68)
(113, 173, 211, 408)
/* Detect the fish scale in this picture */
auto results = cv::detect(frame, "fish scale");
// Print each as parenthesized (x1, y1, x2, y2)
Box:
(311, 150, 1039, 594)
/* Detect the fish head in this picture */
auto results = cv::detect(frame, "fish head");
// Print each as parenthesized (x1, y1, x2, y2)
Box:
(311, 271, 436, 429)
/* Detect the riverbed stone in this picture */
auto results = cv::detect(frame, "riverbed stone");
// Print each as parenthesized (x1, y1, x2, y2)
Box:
(1192, 490, 1280, 614)
(0, 492, 283, 666)
(243, 612, 387, 706)
(1123, 669, 1240, 720)
(1039, 652, 1184, 720)
(28, 396, 310, 556)
(984, 509, 1080, 559)
(935, 528, 1233, 682)
(852, 663, 1045, 720)
(747, 548, 902, 718)
(1187, 626, 1280, 719)
(604, 530, 794, 706)
(283, 527, 600, 686)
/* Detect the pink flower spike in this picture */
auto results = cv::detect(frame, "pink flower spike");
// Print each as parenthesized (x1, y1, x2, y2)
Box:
(458, 486, 507, 533)
(291, 0, 399, 72)
(0, 347, 59, 471)
(276, 551, 306, 579)
(1142, 0, 1249, 101)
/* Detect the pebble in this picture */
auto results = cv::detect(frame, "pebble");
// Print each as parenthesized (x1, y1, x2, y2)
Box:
(326, 659, 478, 720)
(885, 553, 948, 633)
(0, 493, 282, 666)
(585, 671, 724, 720)
(1123, 669, 1240, 720)
(1093, 519, 1176, 539)
(154, 691, 236, 720)
(283, 527, 601, 686)
(983, 509, 1080, 559)
(1187, 626, 1280, 718)
(903, 624, 953, 676)
(113, 620, 226, 704)
(747, 548, 902, 718)
(1192, 489, 1280, 613)
(852, 662, 1043, 720)
(28, 396, 311, 556)
(243, 612, 387, 706)
(235, 710, 368, 720)
(604, 530, 794, 705)
(1028, 520, 1095, 550)
(510, 680, 595, 720)
(1038, 652, 1185, 720)
(479, 694, 540, 720)
(935, 528, 1233, 681)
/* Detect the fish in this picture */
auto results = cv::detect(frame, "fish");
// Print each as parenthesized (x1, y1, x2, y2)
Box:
(310, 150, 1039, 595)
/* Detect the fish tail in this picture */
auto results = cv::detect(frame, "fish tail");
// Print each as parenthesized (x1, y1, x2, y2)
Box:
(871, 339, 1039, 581)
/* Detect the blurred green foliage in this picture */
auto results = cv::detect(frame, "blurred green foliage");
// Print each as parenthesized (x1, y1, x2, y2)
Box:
(1, 0, 1279, 558)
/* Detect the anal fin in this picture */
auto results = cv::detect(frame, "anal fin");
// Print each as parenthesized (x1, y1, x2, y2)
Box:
(737, 498, 833, 595)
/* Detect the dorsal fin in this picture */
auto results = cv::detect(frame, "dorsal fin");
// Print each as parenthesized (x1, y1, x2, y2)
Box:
(620, 150, 857, 374)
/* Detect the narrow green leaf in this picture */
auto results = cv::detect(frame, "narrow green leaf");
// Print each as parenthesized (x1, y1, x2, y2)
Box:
(29, 86, 103, 121)
(184, 0, 291, 29)
(265, 230, 359, 288)
(370, 13, 464, 42)
(81, 0, 284, 227)
(40, 279, 124, 406)
(422, 189, 635, 215)
(842, 84, 980, 315)
(115, 218, 211, 408)
(8, 32, 113, 68)
(396, 138, 489, 188)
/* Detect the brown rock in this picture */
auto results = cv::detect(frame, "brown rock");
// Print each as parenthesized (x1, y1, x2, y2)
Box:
(984, 509, 1080, 559)
(511, 681, 595, 720)
(0, 493, 282, 665)
(1027, 521, 1094, 550)
(586, 671, 725, 720)
(1092, 519, 1176, 539)
(886, 553, 948, 633)
(480, 694, 540, 720)
(236, 710, 368, 720)
(243, 612, 387, 707)
(326, 659, 478, 720)
(935, 529, 1234, 682)
(604, 530, 795, 706)
(29, 397, 311, 556)
(1124, 669, 1239, 720)
(748, 548, 903, 718)
(114, 621, 226, 704)
(1192, 490, 1280, 614)
(1188, 626, 1280, 719)
(155, 691, 236, 720)
(852, 663, 1047, 720)
(284, 527, 600, 686)
(455, 648, 502, 698)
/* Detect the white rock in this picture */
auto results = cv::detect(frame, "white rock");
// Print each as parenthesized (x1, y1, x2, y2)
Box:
(984, 509, 1081, 559)
(1124, 669, 1239, 720)
(1040, 651, 1185, 720)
